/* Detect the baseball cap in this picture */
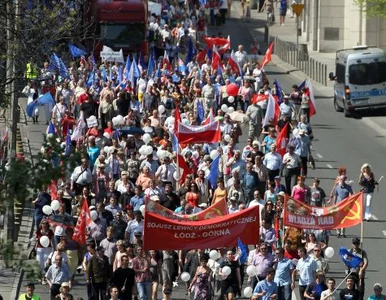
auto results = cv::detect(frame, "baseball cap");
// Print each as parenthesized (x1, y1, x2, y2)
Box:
(61, 282, 70, 287)
(352, 237, 360, 244)
(274, 176, 281, 180)
(25, 282, 35, 288)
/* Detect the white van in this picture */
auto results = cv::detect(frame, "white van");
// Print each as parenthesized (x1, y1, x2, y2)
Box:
(329, 45, 386, 117)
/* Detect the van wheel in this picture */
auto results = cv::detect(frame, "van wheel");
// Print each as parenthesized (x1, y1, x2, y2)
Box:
(334, 97, 343, 112)
(343, 99, 352, 118)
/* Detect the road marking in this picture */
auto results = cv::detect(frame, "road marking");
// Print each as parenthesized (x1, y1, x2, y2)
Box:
(326, 164, 334, 169)
(372, 215, 379, 221)
(382, 230, 386, 237)
(316, 153, 323, 159)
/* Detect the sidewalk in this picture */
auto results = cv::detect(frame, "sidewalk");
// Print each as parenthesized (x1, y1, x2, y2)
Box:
(233, 2, 336, 87)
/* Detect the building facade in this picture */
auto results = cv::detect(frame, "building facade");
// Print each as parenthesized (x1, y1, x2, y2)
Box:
(301, 0, 386, 52)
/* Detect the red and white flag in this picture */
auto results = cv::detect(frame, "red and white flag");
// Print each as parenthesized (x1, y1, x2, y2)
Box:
(203, 36, 230, 53)
(306, 79, 317, 117)
(218, 35, 231, 54)
(275, 122, 289, 157)
(202, 108, 215, 125)
(260, 42, 274, 69)
(163, 50, 173, 71)
(228, 50, 243, 75)
(176, 121, 221, 144)
(197, 49, 208, 66)
(252, 94, 269, 104)
(71, 111, 86, 141)
(262, 93, 280, 127)
(211, 45, 222, 71)
(73, 200, 94, 245)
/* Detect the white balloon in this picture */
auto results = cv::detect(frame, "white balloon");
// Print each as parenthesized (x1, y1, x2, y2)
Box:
(157, 149, 166, 159)
(139, 145, 147, 155)
(221, 104, 228, 113)
(209, 250, 220, 261)
(145, 145, 153, 156)
(158, 105, 166, 114)
(108, 146, 115, 154)
(50, 200, 60, 211)
(244, 286, 253, 298)
(116, 115, 124, 125)
(181, 272, 191, 282)
(210, 149, 218, 160)
(139, 205, 146, 216)
(246, 265, 257, 277)
(173, 171, 182, 181)
(143, 133, 151, 145)
(42, 205, 53, 215)
(90, 210, 98, 221)
(324, 247, 335, 259)
(228, 107, 235, 113)
(192, 151, 199, 159)
(112, 117, 119, 127)
(222, 266, 231, 276)
(224, 134, 231, 142)
(39, 236, 50, 248)
(103, 146, 109, 154)
(103, 132, 110, 139)
(228, 96, 235, 103)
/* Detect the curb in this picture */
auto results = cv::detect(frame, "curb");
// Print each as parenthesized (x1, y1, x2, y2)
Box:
(10, 269, 24, 300)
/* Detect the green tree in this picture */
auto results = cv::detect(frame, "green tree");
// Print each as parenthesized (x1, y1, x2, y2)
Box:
(355, 0, 386, 18)
(0, 0, 94, 109)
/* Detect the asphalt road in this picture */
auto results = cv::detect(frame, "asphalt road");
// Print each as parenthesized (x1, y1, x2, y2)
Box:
(19, 4, 386, 299)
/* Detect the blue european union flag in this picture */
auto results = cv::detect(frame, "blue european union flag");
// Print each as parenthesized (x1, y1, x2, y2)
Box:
(101, 68, 107, 82)
(208, 155, 220, 189)
(339, 247, 363, 269)
(65, 134, 71, 157)
(196, 99, 204, 124)
(68, 43, 87, 58)
(87, 68, 95, 88)
(237, 238, 248, 264)
(47, 122, 56, 135)
(274, 79, 284, 104)
(172, 134, 179, 153)
(147, 55, 155, 77)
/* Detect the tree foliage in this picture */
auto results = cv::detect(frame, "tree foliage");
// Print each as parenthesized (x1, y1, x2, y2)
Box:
(0, 0, 94, 108)
(355, 0, 386, 18)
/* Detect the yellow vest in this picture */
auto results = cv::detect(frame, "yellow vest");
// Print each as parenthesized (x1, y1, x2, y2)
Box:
(25, 63, 38, 79)
(18, 293, 40, 300)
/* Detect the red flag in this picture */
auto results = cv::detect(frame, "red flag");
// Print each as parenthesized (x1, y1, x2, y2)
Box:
(203, 36, 230, 50)
(305, 80, 317, 117)
(260, 42, 274, 69)
(73, 200, 93, 245)
(262, 93, 280, 127)
(211, 45, 222, 71)
(228, 50, 242, 75)
(218, 35, 231, 55)
(177, 154, 192, 184)
(276, 122, 289, 157)
(197, 49, 207, 66)
(174, 108, 181, 134)
(49, 180, 58, 200)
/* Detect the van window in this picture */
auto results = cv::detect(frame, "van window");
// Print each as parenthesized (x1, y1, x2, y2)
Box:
(349, 61, 386, 85)
(336, 63, 345, 84)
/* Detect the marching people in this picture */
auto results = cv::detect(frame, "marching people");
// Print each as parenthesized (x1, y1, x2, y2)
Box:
(358, 164, 377, 221)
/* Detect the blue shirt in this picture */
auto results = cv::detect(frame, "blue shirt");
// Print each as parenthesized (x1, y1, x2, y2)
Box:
(296, 256, 318, 286)
(263, 152, 282, 171)
(87, 146, 100, 169)
(254, 279, 278, 300)
(274, 257, 294, 286)
(334, 184, 353, 202)
(263, 135, 276, 153)
(293, 135, 310, 157)
(130, 195, 145, 211)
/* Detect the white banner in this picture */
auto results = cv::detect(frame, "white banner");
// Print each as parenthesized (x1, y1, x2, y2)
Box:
(100, 46, 124, 63)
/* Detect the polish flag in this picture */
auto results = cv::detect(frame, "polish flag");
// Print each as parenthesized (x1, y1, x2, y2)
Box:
(218, 35, 231, 54)
(252, 94, 269, 104)
(306, 79, 317, 117)
(262, 93, 281, 127)
(174, 108, 181, 134)
(211, 45, 222, 71)
(260, 42, 274, 69)
(176, 121, 221, 144)
(275, 122, 289, 157)
(228, 50, 243, 75)
(202, 108, 215, 125)
(203, 36, 230, 53)
(163, 50, 172, 71)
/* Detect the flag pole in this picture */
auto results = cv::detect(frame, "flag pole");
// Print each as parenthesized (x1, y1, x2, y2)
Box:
(332, 271, 353, 294)
(360, 192, 364, 249)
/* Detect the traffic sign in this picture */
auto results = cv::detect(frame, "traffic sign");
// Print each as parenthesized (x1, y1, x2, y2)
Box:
(291, 4, 304, 17)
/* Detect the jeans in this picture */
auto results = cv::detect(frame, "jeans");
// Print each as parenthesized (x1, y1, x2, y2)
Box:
(277, 284, 292, 300)
(34, 212, 44, 231)
(283, 167, 300, 194)
(137, 281, 152, 300)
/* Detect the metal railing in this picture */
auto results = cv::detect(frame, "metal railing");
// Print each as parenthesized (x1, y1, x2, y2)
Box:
(273, 36, 329, 86)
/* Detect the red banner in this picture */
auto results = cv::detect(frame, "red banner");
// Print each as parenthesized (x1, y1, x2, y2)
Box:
(144, 206, 260, 250)
(283, 192, 363, 230)
(145, 198, 228, 221)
